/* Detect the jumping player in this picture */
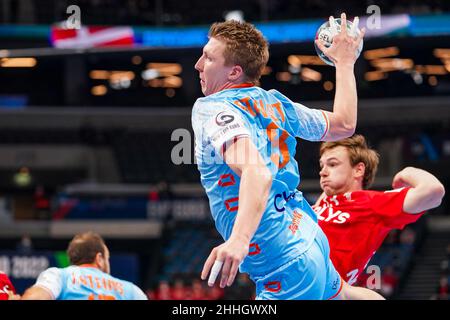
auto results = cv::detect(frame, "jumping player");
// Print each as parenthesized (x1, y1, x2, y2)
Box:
(192, 16, 382, 299)
(315, 134, 445, 285)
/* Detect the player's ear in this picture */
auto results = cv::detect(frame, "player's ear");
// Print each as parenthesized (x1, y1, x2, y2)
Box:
(354, 162, 365, 178)
(228, 65, 244, 81)
(94, 252, 103, 267)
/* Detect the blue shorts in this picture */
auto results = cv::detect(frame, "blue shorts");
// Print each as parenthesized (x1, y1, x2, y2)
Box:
(254, 228, 343, 300)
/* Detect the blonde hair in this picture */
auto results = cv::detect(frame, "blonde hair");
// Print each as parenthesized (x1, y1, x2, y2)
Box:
(320, 135, 380, 189)
(209, 20, 269, 84)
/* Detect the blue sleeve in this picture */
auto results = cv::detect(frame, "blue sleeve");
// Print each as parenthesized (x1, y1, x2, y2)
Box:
(292, 102, 329, 141)
(268, 90, 329, 141)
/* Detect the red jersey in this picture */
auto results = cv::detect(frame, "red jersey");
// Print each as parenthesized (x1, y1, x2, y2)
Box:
(0, 273, 16, 300)
(315, 187, 424, 285)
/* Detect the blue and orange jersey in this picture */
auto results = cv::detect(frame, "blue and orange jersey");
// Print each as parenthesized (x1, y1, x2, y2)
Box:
(192, 84, 329, 279)
(34, 265, 147, 300)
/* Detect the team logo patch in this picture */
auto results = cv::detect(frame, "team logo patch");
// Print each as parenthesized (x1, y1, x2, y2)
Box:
(215, 112, 235, 126)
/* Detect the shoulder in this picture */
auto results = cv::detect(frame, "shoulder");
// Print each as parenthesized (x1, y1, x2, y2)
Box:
(131, 284, 148, 300)
(344, 190, 379, 203)
(120, 279, 147, 300)
(37, 267, 62, 282)
(266, 89, 297, 106)
(352, 189, 378, 197)
(267, 89, 284, 98)
(382, 187, 408, 194)
(193, 96, 238, 115)
(192, 98, 247, 130)
(193, 97, 226, 121)
(364, 188, 409, 200)
(40, 267, 62, 277)
(322, 191, 374, 206)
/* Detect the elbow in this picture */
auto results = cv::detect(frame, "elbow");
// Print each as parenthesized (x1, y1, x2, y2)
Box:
(341, 121, 356, 137)
(328, 124, 356, 142)
(335, 110, 357, 136)
(426, 183, 446, 210)
(432, 183, 446, 206)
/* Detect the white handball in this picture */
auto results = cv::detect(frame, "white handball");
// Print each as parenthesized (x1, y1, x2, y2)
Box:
(314, 17, 363, 66)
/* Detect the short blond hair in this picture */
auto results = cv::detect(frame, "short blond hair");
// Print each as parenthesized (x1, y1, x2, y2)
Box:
(320, 135, 380, 189)
(209, 20, 269, 84)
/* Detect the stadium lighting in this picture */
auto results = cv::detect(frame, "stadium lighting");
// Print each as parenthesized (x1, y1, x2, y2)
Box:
(370, 58, 414, 72)
(365, 71, 387, 81)
(1, 57, 37, 67)
(363, 47, 399, 60)
(91, 85, 107, 96)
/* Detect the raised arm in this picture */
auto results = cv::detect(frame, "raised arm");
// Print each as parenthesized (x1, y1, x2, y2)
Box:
(201, 137, 272, 288)
(315, 13, 366, 141)
(392, 167, 445, 214)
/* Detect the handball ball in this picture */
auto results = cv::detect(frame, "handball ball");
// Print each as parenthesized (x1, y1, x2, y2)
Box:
(314, 18, 363, 66)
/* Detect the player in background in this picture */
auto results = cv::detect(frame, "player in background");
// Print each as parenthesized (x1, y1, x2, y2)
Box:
(192, 16, 383, 299)
(0, 271, 20, 300)
(21, 232, 147, 300)
(315, 134, 445, 285)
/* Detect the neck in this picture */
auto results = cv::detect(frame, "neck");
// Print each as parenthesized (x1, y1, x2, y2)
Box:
(338, 181, 363, 195)
(217, 81, 254, 93)
(327, 181, 363, 197)
(218, 81, 236, 92)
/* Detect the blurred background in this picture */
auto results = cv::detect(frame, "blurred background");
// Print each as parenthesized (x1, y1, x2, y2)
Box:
(0, 0, 449, 300)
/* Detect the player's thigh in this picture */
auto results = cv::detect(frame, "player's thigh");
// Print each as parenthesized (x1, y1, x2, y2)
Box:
(314, 229, 343, 300)
(255, 240, 329, 300)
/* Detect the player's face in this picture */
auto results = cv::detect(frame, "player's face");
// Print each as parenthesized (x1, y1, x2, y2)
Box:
(195, 37, 234, 96)
(319, 146, 359, 196)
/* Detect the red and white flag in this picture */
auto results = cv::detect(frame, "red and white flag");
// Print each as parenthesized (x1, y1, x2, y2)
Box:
(50, 25, 135, 49)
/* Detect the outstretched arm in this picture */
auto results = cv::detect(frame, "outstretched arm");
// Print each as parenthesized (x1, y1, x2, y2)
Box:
(201, 137, 272, 288)
(392, 167, 445, 214)
(315, 13, 366, 141)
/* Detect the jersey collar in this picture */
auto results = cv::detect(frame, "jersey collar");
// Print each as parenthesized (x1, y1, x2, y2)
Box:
(227, 83, 255, 89)
(78, 263, 99, 269)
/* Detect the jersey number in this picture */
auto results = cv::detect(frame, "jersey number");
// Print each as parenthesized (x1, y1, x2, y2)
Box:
(88, 293, 116, 300)
(266, 122, 290, 169)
